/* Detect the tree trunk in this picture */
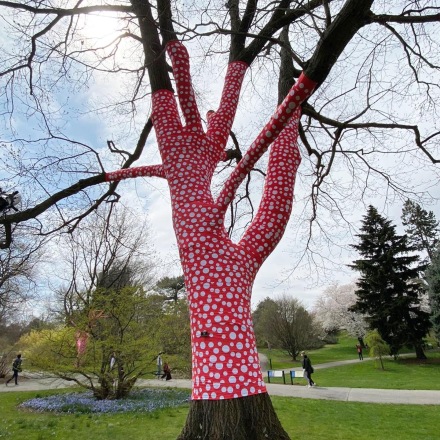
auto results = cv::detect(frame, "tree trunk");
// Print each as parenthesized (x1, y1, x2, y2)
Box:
(177, 393, 290, 440)
(379, 355, 384, 370)
(414, 343, 427, 360)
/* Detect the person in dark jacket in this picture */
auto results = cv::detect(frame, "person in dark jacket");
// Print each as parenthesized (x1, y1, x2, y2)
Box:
(161, 362, 172, 381)
(301, 351, 315, 387)
(6, 354, 22, 386)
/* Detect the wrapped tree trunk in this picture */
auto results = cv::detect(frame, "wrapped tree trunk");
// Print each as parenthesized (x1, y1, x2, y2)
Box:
(107, 40, 316, 439)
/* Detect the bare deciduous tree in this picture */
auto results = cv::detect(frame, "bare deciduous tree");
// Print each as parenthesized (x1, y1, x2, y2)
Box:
(0, 226, 44, 321)
(52, 203, 155, 321)
(259, 295, 320, 361)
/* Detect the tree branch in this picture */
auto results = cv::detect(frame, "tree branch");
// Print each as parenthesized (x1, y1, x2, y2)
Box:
(304, 0, 374, 85)
(0, 1, 132, 16)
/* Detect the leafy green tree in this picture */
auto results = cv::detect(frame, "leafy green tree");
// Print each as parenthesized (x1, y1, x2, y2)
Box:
(34, 205, 160, 399)
(19, 326, 76, 372)
(21, 286, 156, 399)
(402, 200, 439, 262)
(426, 246, 440, 342)
(365, 330, 389, 370)
(153, 299, 191, 377)
(252, 297, 279, 349)
(350, 206, 431, 360)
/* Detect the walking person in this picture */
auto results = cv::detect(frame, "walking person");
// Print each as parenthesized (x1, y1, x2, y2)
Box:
(356, 344, 364, 360)
(301, 351, 315, 388)
(156, 352, 163, 378)
(6, 353, 22, 386)
(161, 362, 172, 381)
(109, 351, 116, 370)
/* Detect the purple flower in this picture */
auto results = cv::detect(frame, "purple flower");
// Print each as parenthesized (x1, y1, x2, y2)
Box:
(20, 389, 190, 414)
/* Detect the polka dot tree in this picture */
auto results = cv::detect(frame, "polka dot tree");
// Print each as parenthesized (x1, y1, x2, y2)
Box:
(106, 40, 317, 401)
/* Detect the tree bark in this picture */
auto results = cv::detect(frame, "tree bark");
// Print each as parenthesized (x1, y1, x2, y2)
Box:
(414, 342, 427, 360)
(304, 0, 374, 84)
(177, 393, 290, 440)
(131, 0, 173, 93)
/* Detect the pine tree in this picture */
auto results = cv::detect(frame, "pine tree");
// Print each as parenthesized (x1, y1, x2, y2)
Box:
(426, 246, 440, 341)
(350, 206, 431, 359)
(155, 275, 186, 303)
(402, 200, 439, 262)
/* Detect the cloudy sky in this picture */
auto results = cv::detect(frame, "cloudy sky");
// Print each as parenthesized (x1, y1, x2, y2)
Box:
(2, 3, 440, 314)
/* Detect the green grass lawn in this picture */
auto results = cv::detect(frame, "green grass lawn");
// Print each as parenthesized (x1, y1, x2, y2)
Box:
(260, 332, 363, 370)
(261, 332, 437, 368)
(265, 354, 440, 388)
(1, 389, 439, 440)
(314, 352, 440, 389)
(0, 389, 187, 440)
(260, 332, 440, 389)
(2, 333, 438, 439)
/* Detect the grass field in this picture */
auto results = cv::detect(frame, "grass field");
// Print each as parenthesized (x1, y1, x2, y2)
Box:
(260, 332, 437, 368)
(264, 353, 440, 388)
(260, 332, 364, 370)
(2, 332, 438, 439)
(315, 353, 440, 389)
(1, 389, 439, 440)
(260, 332, 440, 389)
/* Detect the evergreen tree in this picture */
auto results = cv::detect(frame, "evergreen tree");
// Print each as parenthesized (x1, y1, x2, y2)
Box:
(425, 246, 440, 341)
(350, 206, 431, 359)
(155, 275, 186, 303)
(402, 200, 439, 262)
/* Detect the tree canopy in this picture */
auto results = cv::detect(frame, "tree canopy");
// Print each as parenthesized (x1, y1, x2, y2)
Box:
(253, 295, 321, 359)
(402, 199, 439, 263)
(0, 1, 439, 274)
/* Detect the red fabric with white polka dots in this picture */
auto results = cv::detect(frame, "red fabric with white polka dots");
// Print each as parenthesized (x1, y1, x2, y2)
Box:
(105, 164, 165, 182)
(106, 40, 316, 400)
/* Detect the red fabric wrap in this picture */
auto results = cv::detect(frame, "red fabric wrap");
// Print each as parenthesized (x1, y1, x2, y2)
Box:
(107, 39, 317, 400)
(216, 72, 316, 210)
(105, 165, 165, 182)
(75, 330, 88, 355)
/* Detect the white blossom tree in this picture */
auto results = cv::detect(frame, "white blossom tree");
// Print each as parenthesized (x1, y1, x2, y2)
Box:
(314, 282, 368, 338)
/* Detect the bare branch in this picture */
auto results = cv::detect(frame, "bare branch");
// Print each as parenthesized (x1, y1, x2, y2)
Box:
(0, 1, 132, 16)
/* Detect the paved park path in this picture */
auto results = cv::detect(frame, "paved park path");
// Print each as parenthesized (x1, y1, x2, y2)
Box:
(256, 352, 440, 404)
(2, 356, 439, 405)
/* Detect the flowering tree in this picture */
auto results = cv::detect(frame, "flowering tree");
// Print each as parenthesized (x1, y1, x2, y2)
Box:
(314, 282, 368, 338)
